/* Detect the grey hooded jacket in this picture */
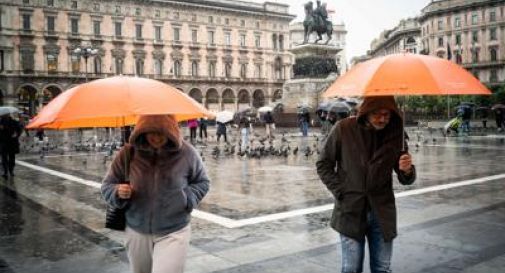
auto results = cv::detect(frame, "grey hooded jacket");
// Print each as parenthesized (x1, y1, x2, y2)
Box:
(101, 115, 210, 235)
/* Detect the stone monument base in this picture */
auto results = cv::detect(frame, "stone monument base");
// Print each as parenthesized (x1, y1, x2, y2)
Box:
(281, 44, 341, 114)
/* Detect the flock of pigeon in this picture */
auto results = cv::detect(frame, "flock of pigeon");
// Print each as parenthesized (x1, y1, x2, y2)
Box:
(201, 132, 321, 161)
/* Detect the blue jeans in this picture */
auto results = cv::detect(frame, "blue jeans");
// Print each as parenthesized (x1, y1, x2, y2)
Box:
(339, 211, 392, 273)
(461, 120, 470, 133)
(241, 128, 249, 151)
(300, 121, 309, 137)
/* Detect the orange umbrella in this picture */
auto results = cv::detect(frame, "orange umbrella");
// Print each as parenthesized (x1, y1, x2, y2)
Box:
(323, 53, 491, 98)
(27, 76, 213, 129)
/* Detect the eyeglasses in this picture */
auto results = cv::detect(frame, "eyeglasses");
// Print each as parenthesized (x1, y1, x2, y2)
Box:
(369, 110, 391, 120)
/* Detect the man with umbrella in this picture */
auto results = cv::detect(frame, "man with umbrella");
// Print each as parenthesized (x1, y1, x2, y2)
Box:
(316, 96, 416, 273)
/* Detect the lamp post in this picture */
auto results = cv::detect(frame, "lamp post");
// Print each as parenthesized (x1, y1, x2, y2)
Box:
(73, 46, 98, 82)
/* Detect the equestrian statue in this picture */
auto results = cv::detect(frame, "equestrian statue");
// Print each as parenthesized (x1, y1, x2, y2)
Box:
(303, 0, 333, 44)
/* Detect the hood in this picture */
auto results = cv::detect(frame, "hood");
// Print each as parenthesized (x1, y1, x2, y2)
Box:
(129, 115, 182, 151)
(357, 96, 403, 131)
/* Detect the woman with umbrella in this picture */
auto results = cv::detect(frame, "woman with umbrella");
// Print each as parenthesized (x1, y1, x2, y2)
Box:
(215, 111, 234, 143)
(102, 115, 210, 273)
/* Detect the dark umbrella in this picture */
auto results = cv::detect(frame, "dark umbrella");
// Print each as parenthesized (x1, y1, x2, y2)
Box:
(492, 104, 505, 110)
(326, 101, 351, 113)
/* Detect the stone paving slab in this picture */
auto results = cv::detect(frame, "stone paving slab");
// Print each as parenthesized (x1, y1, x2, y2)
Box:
(1, 134, 505, 273)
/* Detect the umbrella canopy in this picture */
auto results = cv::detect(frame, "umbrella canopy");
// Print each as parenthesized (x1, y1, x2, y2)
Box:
(258, 106, 273, 113)
(323, 53, 491, 98)
(492, 104, 505, 110)
(215, 110, 234, 123)
(317, 101, 330, 111)
(27, 76, 213, 129)
(325, 101, 351, 113)
(0, 106, 20, 116)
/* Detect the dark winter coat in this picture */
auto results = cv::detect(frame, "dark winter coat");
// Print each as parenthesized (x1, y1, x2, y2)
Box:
(216, 122, 227, 135)
(264, 112, 274, 124)
(316, 96, 416, 242)
(0, 116, 22, 154)
(101, 115, 210, 235)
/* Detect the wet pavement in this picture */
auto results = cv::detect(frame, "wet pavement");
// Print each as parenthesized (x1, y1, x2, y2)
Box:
(1, 126, 505, 273)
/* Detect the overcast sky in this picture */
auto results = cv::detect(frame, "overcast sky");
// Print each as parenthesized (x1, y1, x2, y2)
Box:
(249, 0, 430, 63)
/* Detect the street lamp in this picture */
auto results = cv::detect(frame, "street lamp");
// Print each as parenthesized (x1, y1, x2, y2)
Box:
(73, 46, 98, 82)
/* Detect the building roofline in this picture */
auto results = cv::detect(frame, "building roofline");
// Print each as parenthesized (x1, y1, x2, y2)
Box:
(419, 0, 503, 21)
(153, 0, 296, 20)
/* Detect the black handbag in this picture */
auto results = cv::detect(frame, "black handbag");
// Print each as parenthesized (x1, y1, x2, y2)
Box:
(105, 145, 134, 231)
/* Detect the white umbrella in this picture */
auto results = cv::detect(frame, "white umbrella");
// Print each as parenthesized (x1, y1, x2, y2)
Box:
(0, 106, 20, 116)
(258, 106, 273, 113)
(215, 110, 234, 123)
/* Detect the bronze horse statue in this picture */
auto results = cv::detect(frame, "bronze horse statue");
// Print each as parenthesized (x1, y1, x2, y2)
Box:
(303, 1, 333, 44)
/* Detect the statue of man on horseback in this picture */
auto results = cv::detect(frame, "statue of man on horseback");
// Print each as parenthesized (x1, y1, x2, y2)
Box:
(303, 0, 333, 44)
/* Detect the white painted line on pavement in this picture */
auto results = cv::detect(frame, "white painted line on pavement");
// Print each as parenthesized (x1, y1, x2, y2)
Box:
(394, 173, 505, 198)
(16, 159, 505, 228)
(16, 159, 236, 227)
(17, 160, 102, 189)
(424, 143, 505, 150)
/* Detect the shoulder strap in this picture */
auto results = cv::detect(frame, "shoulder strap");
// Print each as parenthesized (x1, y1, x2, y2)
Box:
(124, 144, 135, 181)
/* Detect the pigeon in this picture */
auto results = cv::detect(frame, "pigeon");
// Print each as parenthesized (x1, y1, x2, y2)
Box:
(293, 146, 299, 155)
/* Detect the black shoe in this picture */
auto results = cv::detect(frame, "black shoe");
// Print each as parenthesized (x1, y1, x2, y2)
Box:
(2, 174, 8, 179)
(9, 172, 14, 177)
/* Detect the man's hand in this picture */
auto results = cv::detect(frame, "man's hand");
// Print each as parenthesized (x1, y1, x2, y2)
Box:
(117, 184, 132, 199)
(399, 153, 413, 175)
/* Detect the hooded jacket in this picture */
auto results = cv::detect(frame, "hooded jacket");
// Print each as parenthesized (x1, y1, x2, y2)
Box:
(101, 115, 210, 235)
(316, 96, 416, 242)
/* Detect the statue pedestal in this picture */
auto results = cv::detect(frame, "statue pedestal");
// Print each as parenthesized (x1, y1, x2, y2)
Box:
(281, 44, 341, 113)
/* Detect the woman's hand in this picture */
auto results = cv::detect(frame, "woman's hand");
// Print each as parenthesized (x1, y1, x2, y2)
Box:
(117, 184, 132, 199)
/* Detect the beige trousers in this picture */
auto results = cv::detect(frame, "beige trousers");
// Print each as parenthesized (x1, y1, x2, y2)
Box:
(125, 225, 191, 273)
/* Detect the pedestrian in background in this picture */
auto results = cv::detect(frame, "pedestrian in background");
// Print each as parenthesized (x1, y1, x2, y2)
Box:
(493, 106, 504, 132)
(316, 96, 416, 273)
(0, 115, 22, 179)
(187, 119, 198, 143)
(264, 111, 275, 139)
(298, 111, 310, 137)
(216, 121, 228, 143)
(238, 115, 250, 151)
(199, 117, 208, 141)
(101, 114, 210, 273)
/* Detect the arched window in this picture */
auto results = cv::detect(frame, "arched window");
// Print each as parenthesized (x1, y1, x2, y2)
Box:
(189, 88, 203, 103)
(208, 61, 216, 78)
(154, 59, 163, 75)
(94, 56, 102, 74)
(191, 61, 198, 77)
(472, 50, 479, 63)
(405, 37, 416, 44)
(252, 89, 265, 108)
(240, 64, 247, 79)
(135, 59, 144, 76)
(173, 60, 181, 77)
(272, 34, 278, 50)
(115, 57, 123, 75)
(47, 54, 58, 73)
(225, 62, 232, 78)
(490, 48, 497, 62)
(274, 57, 282, 80)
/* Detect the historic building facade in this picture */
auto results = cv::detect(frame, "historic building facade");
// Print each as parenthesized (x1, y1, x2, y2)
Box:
(419, 0, 505, 86)
(289, 22, 348, 73)
(0, 0, 295, 115)
(368, 18, 422, 58)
